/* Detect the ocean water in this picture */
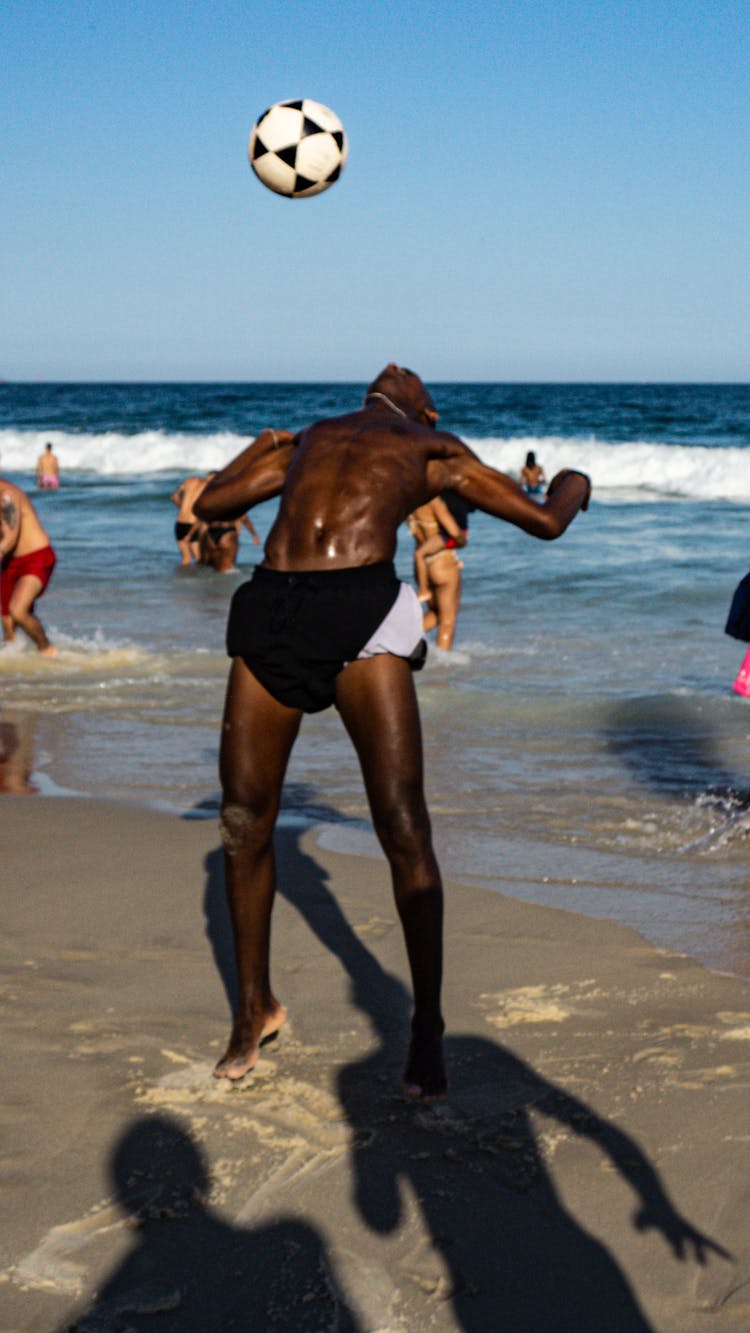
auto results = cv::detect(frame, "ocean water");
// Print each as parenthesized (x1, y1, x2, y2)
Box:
(2, 382, 750, 977)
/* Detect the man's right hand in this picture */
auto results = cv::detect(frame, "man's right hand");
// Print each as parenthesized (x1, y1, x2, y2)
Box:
(546, 469, 591, 512)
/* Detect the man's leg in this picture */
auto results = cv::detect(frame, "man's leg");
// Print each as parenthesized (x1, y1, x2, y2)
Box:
(215, 657, 303, 1079)
(8, 575, 55, 654)
(335, 653, 447, 1098)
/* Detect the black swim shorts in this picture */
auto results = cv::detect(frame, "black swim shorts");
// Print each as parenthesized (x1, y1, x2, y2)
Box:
(226, 562, 423, 712)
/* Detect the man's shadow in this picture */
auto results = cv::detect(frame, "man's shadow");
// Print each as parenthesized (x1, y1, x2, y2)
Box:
(201, 796, 729, 1332)
(61, 1113, 361, 1332)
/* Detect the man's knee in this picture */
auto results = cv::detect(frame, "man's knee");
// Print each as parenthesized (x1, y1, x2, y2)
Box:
(373, 795, 432, 865)
(9, 607, 31, 633)
(219, 798, 276, 857)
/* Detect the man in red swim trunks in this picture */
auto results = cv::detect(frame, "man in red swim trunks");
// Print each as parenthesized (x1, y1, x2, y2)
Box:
(0, 476, 58, 655)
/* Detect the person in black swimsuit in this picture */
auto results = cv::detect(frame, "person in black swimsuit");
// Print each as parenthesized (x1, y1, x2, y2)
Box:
(170, 475, 208, 565)
(200, 515, 260, 573)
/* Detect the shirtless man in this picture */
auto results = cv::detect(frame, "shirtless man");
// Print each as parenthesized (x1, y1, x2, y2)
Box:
(36, 442, 60, 490)
(195, 365, 590, 1098)
(170, 475, 208, 565)
(1, 477, 58, 654)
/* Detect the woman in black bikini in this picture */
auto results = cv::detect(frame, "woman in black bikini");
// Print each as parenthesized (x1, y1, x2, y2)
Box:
(200, 514, 260, 572)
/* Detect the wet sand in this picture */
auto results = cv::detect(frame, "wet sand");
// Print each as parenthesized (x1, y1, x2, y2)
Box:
(1, 796, 749, 1331)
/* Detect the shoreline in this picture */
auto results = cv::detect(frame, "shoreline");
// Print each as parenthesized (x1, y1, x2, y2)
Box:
(22, 779, 750, 970)
(8, 725, 750, 986)
(1, 795, 749, 1330)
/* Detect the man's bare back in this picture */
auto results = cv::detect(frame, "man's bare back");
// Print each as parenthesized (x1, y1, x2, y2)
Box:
(194, 365, 590, 1099)
(36, 443, 60, 488)
(198, 364, 590, 571)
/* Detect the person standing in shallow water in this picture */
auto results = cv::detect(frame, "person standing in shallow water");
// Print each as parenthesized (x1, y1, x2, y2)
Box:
(410, 490, 474, 650)
(195, 364, 591, 1099)
(170, 474, 209, 565)
(520, 450, 546, 494)
(35, 442, 60, 490)
(200, 512, 260, 573)
(0, 476, 58, 655)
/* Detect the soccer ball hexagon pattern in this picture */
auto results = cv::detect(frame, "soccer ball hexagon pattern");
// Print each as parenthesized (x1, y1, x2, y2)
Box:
(249, 99, 348, 198)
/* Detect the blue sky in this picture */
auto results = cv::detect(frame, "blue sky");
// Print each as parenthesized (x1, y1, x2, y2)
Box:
(2, 1, 748, 381)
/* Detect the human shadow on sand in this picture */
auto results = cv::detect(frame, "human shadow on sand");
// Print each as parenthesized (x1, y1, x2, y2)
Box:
(61, 1113, 361, 1332)
(201, 807, 729, 1332)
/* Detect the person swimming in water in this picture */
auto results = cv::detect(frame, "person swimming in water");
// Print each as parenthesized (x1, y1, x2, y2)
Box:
(520, 450, 546, 495)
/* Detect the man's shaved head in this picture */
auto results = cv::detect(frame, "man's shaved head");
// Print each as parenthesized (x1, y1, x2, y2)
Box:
(365, 363, 439, 425)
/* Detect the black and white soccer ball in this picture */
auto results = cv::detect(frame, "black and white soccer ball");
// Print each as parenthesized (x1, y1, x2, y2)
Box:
(248, 99, 348, 199)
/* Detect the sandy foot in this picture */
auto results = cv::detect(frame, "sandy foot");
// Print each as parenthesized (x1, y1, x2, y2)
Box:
(213, 1003, 287, 1081)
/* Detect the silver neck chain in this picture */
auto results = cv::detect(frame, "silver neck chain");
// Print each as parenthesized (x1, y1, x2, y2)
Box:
(364, 391, 409, 419)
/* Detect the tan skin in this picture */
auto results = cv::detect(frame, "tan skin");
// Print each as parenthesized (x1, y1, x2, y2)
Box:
(520, 461, 546, 491)
(409, 496, 468, 649)
(409, 495, 465, 600)
(196, 365, 590, 1098)
(170, 475, 208, 565)
(200, 514, 260, 573)
(421, 546, 464, 649)
(0, 478, 57, 654)
(36, 444, 60, 485)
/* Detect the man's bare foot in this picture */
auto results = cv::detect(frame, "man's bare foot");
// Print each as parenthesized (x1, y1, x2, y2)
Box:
(402, 1021, 447, 1101)
(39, 645, 58, 657)
(213, 1001, 286, 1081)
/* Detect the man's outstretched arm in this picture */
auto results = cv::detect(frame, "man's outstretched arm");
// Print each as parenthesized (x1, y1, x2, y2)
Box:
(195, 429, 297, 522)
(431, 444, 590, 540)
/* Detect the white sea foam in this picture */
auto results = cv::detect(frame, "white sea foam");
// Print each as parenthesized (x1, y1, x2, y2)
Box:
(0, 638, 147, 677)
(0, 427, 245, 477)
(425, 644, 473, 668)
(466, 435, 750, 501)
(1, 426, 748, 501)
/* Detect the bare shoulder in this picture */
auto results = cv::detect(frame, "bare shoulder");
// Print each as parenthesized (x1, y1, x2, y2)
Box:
(423, 430, 478, 488)
(1, 479, 23, 506)
(1, 485, 21, 525)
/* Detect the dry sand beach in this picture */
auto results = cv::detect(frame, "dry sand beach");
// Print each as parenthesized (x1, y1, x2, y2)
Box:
(1, 797, 749, 1331)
